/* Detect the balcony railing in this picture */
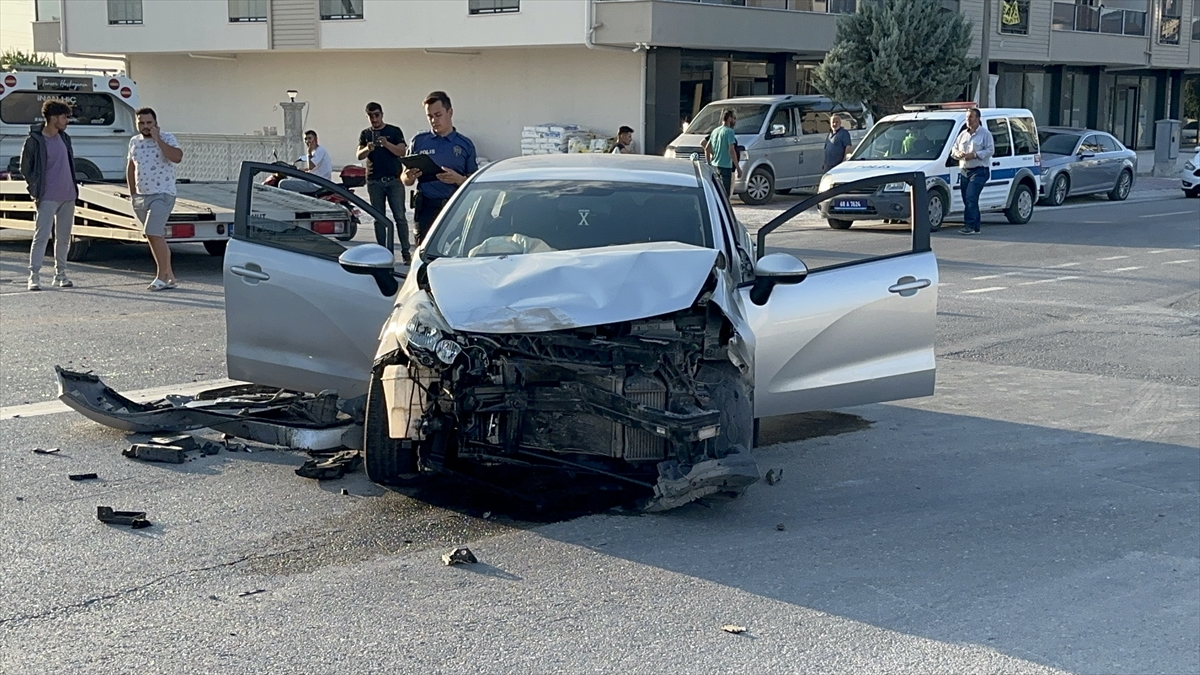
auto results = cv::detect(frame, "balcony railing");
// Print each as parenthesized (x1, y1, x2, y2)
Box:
(1052, 2, 1147, 36)
(676, 0, 858, 13)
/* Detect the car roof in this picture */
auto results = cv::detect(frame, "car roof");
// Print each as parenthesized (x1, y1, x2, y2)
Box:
(1040, 126, 1092, 134)
(706, 94, 833, 106)
(879, 107, 1035, 122)
(475, 154, 701, 188)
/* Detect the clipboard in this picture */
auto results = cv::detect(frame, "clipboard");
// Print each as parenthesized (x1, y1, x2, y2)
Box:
(399, 153, 442, 177)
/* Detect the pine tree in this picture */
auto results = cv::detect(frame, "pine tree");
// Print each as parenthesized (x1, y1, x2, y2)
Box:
(813, 0, 977, 120)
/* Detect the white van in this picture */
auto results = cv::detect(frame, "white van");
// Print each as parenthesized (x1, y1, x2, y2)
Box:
(0, 70, 140, 181)
(818, 104, 1041, 231)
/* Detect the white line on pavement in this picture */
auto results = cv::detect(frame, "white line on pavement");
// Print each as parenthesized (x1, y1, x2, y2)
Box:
(1107, 266, 1144, 273)
(1018, 276, 1080, 286)
(0, 378, 242, 421)
(1149, 249, 1171, 254)
(1048, 262, 1081, 268)
(971, 272, 1021, 280)
(1141, 210, 1197, 218)
(1097, 255, 1130, 260)
(962, 286, 1007, 294)
(1162, 259, 1195, 265)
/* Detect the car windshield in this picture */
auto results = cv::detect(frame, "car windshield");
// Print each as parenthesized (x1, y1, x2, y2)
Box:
(1038, 131, 1081, 155)
(849, 119, 956, 161)
(425, 180, 713, 258)
(687, 104, 770, 135)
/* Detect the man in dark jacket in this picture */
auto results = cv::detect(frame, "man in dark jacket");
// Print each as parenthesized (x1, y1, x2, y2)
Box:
(822, 113, 853, 172)
(19, 99, 78, 290)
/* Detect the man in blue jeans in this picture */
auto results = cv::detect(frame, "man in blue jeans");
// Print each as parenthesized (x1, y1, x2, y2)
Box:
(357, 102, 411, 263)
(951, 108, 994, 235)
(703, 109, 741, 199)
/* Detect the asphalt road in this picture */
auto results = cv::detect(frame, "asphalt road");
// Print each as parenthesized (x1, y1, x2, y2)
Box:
(0, 188, 1196, 674)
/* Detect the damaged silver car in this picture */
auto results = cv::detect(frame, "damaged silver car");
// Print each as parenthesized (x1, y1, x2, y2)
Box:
(222, 156, 938, 510)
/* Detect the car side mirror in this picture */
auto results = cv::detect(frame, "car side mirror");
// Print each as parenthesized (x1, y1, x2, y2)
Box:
(769, 124, 787, 138)
(750, 253, 808, 306)
(339, 244, 399, 297)
(945, 155, 957, 168)
(1078, 152, 1094, 160)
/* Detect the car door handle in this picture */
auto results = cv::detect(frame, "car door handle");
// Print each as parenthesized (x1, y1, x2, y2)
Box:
(230, 265, 270, 281)
(888, 278, 931, 295)
(992, 161, 1001, 166)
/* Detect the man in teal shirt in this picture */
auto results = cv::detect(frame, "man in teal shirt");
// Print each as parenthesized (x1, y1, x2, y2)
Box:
(703, 109, 742, 198)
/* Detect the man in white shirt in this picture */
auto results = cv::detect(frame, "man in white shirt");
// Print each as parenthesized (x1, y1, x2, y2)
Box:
(950, 108, 994, 235)
(299, 130, 333, 180)
(126, 107, 183, 290)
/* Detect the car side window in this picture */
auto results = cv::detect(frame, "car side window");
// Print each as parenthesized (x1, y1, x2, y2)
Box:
(238, 181, 351, 261)
(1080, 135, 1103, 154)
(709, 174, 749, 282)
(987, 118, 1013, 158)
(1009, 117, 1038, 156)
(1097, 135, 1121, 153)
(768, 106, 797, 137)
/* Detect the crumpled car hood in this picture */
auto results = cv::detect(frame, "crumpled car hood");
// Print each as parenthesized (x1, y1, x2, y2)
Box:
(425, 242, 719, 333)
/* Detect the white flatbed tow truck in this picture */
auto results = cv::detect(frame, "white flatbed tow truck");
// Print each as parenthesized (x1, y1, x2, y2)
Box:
(0, 180, 355, 260)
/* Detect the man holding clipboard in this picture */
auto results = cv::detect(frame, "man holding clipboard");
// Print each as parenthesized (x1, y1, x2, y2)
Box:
(401, 91, 477, 245)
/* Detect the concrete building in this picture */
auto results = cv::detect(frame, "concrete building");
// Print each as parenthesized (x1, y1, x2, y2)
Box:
(24, 0, 1200, 166)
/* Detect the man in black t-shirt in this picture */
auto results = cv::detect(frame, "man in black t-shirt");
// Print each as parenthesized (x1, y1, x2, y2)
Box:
(356, 101, 410, 261)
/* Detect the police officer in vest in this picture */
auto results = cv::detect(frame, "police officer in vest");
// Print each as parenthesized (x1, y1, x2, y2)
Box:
(401, 91, 477, 245)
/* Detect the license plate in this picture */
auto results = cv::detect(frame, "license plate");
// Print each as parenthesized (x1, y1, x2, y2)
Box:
(834, 199, 867, 211)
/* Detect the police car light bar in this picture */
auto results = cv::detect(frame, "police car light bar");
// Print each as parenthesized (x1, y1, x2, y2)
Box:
(902, 102, 978, 112)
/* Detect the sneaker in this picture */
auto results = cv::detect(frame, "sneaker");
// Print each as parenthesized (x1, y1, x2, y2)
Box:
(54, 275, 73, 288)
(27, 273, 41, 291)
(958, 227, 980, 235)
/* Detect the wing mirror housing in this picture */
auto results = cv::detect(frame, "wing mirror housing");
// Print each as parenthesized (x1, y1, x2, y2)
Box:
(769, 124, 787, 138)
(339, 244, 399, 297)
(1078, 152, 1094, 160)
(750, 253, 808, 305)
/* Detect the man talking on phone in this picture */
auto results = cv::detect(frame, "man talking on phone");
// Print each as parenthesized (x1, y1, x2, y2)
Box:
(401, 91, 477, 246)
(357, 102, 409, 261)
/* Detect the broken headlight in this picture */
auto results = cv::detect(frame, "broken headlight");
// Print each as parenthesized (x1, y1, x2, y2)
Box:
(404, 317, 462, 365)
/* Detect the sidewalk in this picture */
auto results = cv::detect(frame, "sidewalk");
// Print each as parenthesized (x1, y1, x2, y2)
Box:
(1134, 148, 1195, 176)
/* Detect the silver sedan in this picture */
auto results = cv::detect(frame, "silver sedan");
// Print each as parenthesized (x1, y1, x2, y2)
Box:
(1038, 127, 1137, 206)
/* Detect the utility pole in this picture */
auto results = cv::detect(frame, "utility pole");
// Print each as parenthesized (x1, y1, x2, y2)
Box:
(979, 0, 991, 107)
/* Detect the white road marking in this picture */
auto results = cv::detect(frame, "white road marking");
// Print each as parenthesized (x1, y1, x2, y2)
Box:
(1018, 276, 1080, 286)
(1107, 266, 1144, 273)
(962, 286, 1007, 294)
(971, 272, 1021, 280)
(1048, 262, 1081, 268)
(1097, 255, 1130, 260)
(1149, 249, 1172, 254)
(1162, 259, 1194, 265)
(0, 378, 242, 421)
(1141, 210, 1197, 218)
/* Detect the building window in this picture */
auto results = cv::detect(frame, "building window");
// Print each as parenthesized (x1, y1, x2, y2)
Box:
(229, 0, 266, 23)
(469, 0, 520, 14)
(1159, 0, 1182, 44)
(999, 0, 1030, 35)
(107, 0, 142, 25)
(1192, 0, 1200, 40)
(1052, 1, 1146, 35)
(320, 0, 363, 20)
(36, 0, 61, 21)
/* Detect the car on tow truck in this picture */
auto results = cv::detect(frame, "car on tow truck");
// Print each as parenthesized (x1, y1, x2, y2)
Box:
(219, 155, 940, 510)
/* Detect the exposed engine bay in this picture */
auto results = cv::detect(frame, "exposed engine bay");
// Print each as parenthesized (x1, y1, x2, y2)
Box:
(374, 301, 758, 511)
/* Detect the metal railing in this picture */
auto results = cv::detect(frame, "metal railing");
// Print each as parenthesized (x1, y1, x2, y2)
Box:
(1052, 2, 1147, 36)
(675, 0, 859, 13)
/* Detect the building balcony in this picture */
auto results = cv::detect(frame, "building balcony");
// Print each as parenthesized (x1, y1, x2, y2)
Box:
(1051, 1, 1149, 37)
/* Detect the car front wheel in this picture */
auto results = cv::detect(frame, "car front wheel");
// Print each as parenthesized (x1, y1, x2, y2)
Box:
(1185, 188, 1200, 198)
(1043, 173, 1069, 206)
(363, 365, 419, 485)
(1005, 183, 1035, 224)
(740, 168, 775, 205)
(827, 218, 852, 230)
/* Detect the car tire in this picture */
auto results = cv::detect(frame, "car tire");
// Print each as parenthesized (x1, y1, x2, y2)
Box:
(363, 366, 419, 485)
(740, 168, 775, 206)
(1043, 173, 1069, 207)
(203, 240, 228, 257)
(1004, 183, 1035, 224)
(928, 189, 947, 232)
(64, 236, 91, 262)
(827, 218, 852, 230)
(73, 159, 103, 182)
(1185, 188, 1200, 198)
(1108, 170, 1132, 201)
(696, 361, 754, 460)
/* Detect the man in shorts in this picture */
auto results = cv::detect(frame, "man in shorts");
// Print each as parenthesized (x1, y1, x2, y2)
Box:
(126, 107, 183, 290)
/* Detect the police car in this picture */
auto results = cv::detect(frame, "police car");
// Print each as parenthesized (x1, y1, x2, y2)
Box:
(818, 103, 1041, 231)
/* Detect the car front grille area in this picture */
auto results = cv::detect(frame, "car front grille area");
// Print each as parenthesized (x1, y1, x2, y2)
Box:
(674, 146, 704, 158)
(832, 183, 878, 196)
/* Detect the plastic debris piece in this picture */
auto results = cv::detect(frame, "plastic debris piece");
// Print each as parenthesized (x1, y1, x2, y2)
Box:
(151, 434, 198, 450)
(32, 447, 62, 455)
(124, 443, 186, 464)
(442, 547, 478, 566)
(69, 473, 99, 481)
(97, 506, 151, 529)
(776, 523, 786, 531)
(722, 625, 747, 634)
(199, 440, 222, 456)
(764, 468, 783, 485)
(295, 450, 362, 480)
(340, 488, 349, 496)
(238, 589, 267, 598)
